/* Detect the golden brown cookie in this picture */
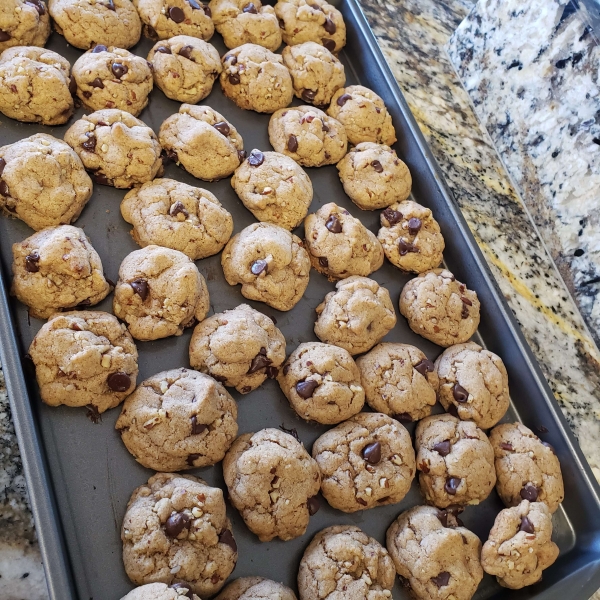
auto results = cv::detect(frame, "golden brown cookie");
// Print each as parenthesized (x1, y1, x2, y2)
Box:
(120, 583, 201, 600)
(0, 0, 50, 52)
(214, 578, 297, 600)
(135, 0, 214, 41)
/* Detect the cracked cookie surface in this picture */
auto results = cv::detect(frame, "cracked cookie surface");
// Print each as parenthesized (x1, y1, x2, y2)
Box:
(386, 505, 483, 600)
(135, 0, 213, 41)
(312, 412, 415, 512)
(12, 225, 110, 319)
(121, 178, 233, 260)
(122, 473, 237, 597)
(356, 343, 438, 422)
(221, 222, 310, 311)
(120, 583, 201, 599)
(223, 428, 321, 542)
(298, 525, 395, 600)
(489, 422, 564, 513)
(116, 368, 238, 471)
(113, 245, 209, 341)
(189, 303, 286, 394)
(277, 342, 364, 424)
(64, 108, 163, 188)
(0, 0, 50, 52)
(215, 577, 297, 600)
(29, 310, 138, 412)
(415, 414, 496, 508)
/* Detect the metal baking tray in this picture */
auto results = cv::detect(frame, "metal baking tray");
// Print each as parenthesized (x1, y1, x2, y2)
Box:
(1, 1, 600, 598)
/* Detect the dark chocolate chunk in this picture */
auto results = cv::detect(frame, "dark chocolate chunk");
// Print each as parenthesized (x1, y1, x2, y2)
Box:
(92, 44, 108, 53)
(25, 253, 40, 273)
(218, 529, 237, 552)
(325, 214, 342, 233)
(251, 259, 268, 275)
(247, 347, 272, 373)
(170, 201, 189, 218)
(398, 239, 417, 255)
(90, 77, 104, 88)
(287, 134, 298, 152)
(104, 0, 115, 10)
(433, 440, 451, 457)
(296, 379, 319, 399)
(237, 150, 246, 162)
(461, 304, 469, 319)
(179, 45, 194, 59)
(444, 477, 461, 495)
(203, 4, 211, 15)
(82, 134, 97, 151)
(187, 453, 201, 465)
(318, 256, 328, 268)
(414, 358, 434, 375)
(394, 412, 412, 422)
(112, 63, 128, 78)
(431, 572, 450, 588)
(453, 383, 468, 403)
(461, 296, 473, 306)
(407, 217, 422, 235)
(190, 415, 208, 435)
(371, 159, 383, 172)
(213, 121, 230, 136)
(324, 17, 336, 34)
(307, 495, 320, 515)
(382, 207, 402, 225)
(170, 583, 193, 599)
(447, 403, 459, 418)
(82, 91, 92, 99)
(165, 512, 190, 538)
(26, 0, 46, 15)
(248, 149, 264, 166)
(265, 366, 279, 379)
(107, 372, 131, 392)
(322, 38, 336, 52)
(69, 75, 77, 95)
(361, 441, 381, 464)
(169, 6, 185, 21)
(243, 2, 258, 12)
(336, 93, 352, 106)
(301, 89, 316, 102)
(130, 278, 149, 300)
(228, 73, 240, 85)
(520, 516, 535, 533)
(0, 30, 9, 42)
(520, 485, 539, 501)
(156, 45, 172, 54)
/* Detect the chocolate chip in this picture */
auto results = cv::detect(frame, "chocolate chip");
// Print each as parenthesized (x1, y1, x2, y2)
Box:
(453, 383, 468, 403)
(0, 158, 5, 177)
(25, 253, 40, 273)
(398, 239, 417, 255)
(170, 201, 189, 218)
(321, 121, 330, 132)
(250, 259, 268, 275)
(500, 442, 514, 451)
(461, 304, 469, 319)
(225, 54, 237, 65)
(69, 75, 77, 95)
(179, 45, 194, 59)
(324, 17, 336, 34)
(434, 440, 451, 456)
(26, 0, 46, 15)
(445, 477, 461, 495)
(83, 91, 92, 99)
(279, 424, 300, 442)
(325, 214, 342, 233)
(366, 159, 383, 174)
(146, 24, 158, 38)
(542, 441, 556, 455)
(382, 207, 402, 225)
(105, 0, 115, 10)
(247, 347, 272, 374)
(212, 121, 230, 137)
(0, 30, 9, 42)
(93, 172, 111, 185)
(394, 412, 412, 422)
(85, 404, 102, 423)
(238, 150, 246, 162)
(520, 516, 535, 533)
(156, 45, 172, 54)
(322, 38, 336, 52)
(408, 217, 422, 235)
(112, 63, 128, 78)
(318, 256, 328, 268)
(218, 529, 237, 552)
(187, 453, 201, 465)
(203, 4, 211, 15)
(165, 512, 190, 538)
(170, 584, 193, 599)
(283, 364, 290, 376)
(447, 404, 459, 418)
(520, 484, 539, 501)
(90, 77, 104, 88)
(287, 134, 298, 152)
(265, 366, 279, 379)
(242, 1, 258, 12)
(213, 374, 227, 383)
(107, 372, 131, 392)
(337, 93, 352, 106)
(0, 180, 9, 197)
(92, 44, 107, 53)
(362, 441, 381, 464)
(414, 358, 434, 376)
(248, 149, 264, 166)
(82, 134, 97, 152)
(187, 0, 200, 8)
(296, 379, 319, 399)
(169, 6, 185, 21)
(228, 73, 240, 85)
(431, 572, 450, 588)
(356, 497, 367, 506)
(307, 495, 320, 515)
(190, 415, 207, 435)
(301, 89, 316, 102)
(130, 278, 149, 300)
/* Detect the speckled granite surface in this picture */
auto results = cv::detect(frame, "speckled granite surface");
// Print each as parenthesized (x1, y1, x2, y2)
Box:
(1, 0, 600, 598)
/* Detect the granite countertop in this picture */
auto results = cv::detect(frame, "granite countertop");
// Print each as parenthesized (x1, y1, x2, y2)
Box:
(1, 0, 600, 598)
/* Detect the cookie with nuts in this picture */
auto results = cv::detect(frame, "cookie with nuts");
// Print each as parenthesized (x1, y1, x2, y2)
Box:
(135, 0, 214, 41)
(120, 583, 201, 600)
(0, 0, 51, 53)
(214, 578, 297, 600)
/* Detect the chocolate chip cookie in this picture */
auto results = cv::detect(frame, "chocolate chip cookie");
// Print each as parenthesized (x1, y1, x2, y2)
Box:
(315, 276, 396, 355)
(378, 200, 444, 272)
(148, 36, 222, 104)
(282, 41, 345, 106)
(337, 142, 411, 210)
(312, 412, 415, 512)
(12, 225, 111, 319)
(415, 413, 496, 508)
(298, 525, 395, 600)
(113, 245, 209, 341)
(0, 46, 74, 125)
(159, 104, 244, 181)
(490, 422, 564, 513)
(135, 0, 214, 41)
(275, 0, 346, 53)
(72, 45, 153, 116)
(49, 0, 141, 49)
(268, 106, 347, 167)
(0, 133, 92, 231)
(304, 202, 383, 280)
(356, 343, 438, 422)
(116, 368, 238, 471)
(399, 269, 480, 347)
(209, 0, 281, 50)
(189, 304, 286, 394)
(122, 473, 237, 597)
(277, 342, 364, 424)
(221, 222, 310, 311)
(29, 310, 138, 412)
(231, 150, 313, 230)
(215, 577, 297, 600)
(223, 428, 321, 541)
(0, 0, 50, 52)
(220, 44, 293, 113)
(433, 342, 509, 429)
(120, 583, 201, 600)
(386, 505, 483, 600)
(121, 178, 234, 260)
(64, 108, 163, 188)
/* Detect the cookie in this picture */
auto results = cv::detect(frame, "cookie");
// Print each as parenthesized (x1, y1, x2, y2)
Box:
(281, 41, 345, 106)
(304, 202, 383, 280)
(231, 149, 313, 230)
(72, 45, 153, 116)
(135, 0, 214, 41)
(415, 413, 496, 508)
(49, 0, 141, 49)
(312, 412, 415, 512)
(337, 142, 411, 210)
(64, 109, 163, 188)
(148, 36, 222, 104)
(215, 577, 297, 600)
(159, 104, 244, 181)
(274, 0, 346, 53)
(277, 341, 364, 424)
(399, 269, 480, 347)
(490, 422, 564, 513)
(116, 368, 238, 471)
(298, 525, 395, 600)
(378, 200, 444, 272)
(209, 0, 281, 50)
(120, 583, 201, 600)
(122, 473, 237, 597)
(29, 311, 138, 412)
(113, 246, 209, 341)
(223, 428, 321, 541)
(0, 46, 73, 125)
(268, 106, 347, 167)
(356, 343, 438, 422)
(189, 304, 286, 394)
(11, 225, 111, 320)
(0, 133, 92, 231)
(433, 342, 509, 429)
(220, 44, 292, 113)
(121, 178, 233, 260)
(386, 505, 483, 600)
(221, 222, 310, 311)
(0, 0, 50, 52)
(327, 86, 396, 146)
(314, 276, 396, 355)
